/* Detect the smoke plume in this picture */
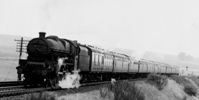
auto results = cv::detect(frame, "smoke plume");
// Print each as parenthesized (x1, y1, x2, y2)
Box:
(57, 58, 81, 89)
(58, 70, 81, 89)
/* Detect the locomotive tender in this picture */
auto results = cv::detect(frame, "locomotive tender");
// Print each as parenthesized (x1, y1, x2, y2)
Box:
(17, 32, 179, 87)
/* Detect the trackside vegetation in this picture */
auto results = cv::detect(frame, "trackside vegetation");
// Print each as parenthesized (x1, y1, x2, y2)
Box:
(170, 75, 198, 96)
(146, 74, 168, 90)
(25, 92, 56, 100)
(10, 74, 199, 100)
(100, 80, 145, 100)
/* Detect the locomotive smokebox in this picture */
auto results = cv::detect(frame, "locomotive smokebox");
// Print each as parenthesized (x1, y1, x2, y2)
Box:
(39, 32, 46, 38)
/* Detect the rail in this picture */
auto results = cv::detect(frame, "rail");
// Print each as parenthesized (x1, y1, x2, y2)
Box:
(0, 81, 23, 87)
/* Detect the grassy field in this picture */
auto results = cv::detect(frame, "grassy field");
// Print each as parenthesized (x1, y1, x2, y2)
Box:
(0, 34, 25, 81)
(0, 58, 18, 81)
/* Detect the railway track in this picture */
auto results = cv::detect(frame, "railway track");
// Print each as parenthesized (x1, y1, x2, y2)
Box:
(0, 81, 23, 87)
(0, 86, 24, 91)
(0, 85, 52, 97)
(0, 78, 142, 98)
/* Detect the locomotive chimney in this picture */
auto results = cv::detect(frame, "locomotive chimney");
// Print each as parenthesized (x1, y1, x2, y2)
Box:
(39, 32, 46, 38)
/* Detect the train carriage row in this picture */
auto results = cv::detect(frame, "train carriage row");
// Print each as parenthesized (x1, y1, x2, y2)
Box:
(17, 32, 181, 88)
(78, 45, 179, 75)
(17, 32, 180, 87)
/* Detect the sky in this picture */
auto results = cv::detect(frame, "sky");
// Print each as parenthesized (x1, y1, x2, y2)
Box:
(1, 0, 199, 59)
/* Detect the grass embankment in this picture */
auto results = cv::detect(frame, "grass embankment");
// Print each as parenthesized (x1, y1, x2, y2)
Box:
(170, 75, 198, 96)
(12, 75, 199, 100)
(23, 92, 57, 100)
(103, 74, 199, 100)
(100, 80, 145, 100)
(99, 74, 168, 100)
(146, 74, 168, 90)
(0, 59, 18, 81)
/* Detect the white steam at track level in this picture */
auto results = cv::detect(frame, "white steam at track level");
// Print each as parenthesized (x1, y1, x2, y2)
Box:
(57, 58, 81, 89)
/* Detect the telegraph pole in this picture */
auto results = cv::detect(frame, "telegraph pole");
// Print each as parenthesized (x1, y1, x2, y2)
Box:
(15, 37, 29, 80)
(15, 37, 29, 61)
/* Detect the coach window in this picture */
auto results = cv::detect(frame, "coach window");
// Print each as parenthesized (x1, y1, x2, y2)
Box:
(106, 56, 108, 66)
(102, 55, 104, 65)
(106, 56, 109, 66)
(121, 58, 123, 67)
(109, 56, 111, 66)
(95, 53, 98, 65)
(147, 63, 149, 71)
(107, 56, 109, 66)
(98, 54, 100, 65)
(92, 53, 94, 63)
(101, 54, 103, 65)
(119, 57, 121, 66)
(100, 54, 102, 65)
(104, 55, 106, 66)
(110, 56, 112, 66)
(109, 56, 111, 65)
(97, 54, 99, 65)
(109, 56, 112, 66)
(98, 54, 100, 66)
(93, 53, 95, 65)
(114, 57, 116, 67)
(94, 53, 96, 65)
(122, 58, 125, 67)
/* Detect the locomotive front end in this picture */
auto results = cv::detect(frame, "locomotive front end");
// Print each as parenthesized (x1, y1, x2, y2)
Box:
(23, 32, 53, 87)
(22, 32, 79, 87)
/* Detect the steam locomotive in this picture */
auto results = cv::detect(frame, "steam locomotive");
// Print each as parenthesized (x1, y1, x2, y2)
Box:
(17, 32, 179, 87)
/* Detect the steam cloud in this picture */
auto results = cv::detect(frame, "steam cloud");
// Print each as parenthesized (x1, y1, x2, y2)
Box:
(57, 58, 81, 89)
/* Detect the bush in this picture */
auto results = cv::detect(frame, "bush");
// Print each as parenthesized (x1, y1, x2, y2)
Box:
(170, 75, 198, 96)
(102, 81, 145, 100)
(189, 76, 199, 87)
(100, 87, 110, 98)
(147, 74, 168, 90)
(170, 75, 190, 86)
(184, 85, 197, 96)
